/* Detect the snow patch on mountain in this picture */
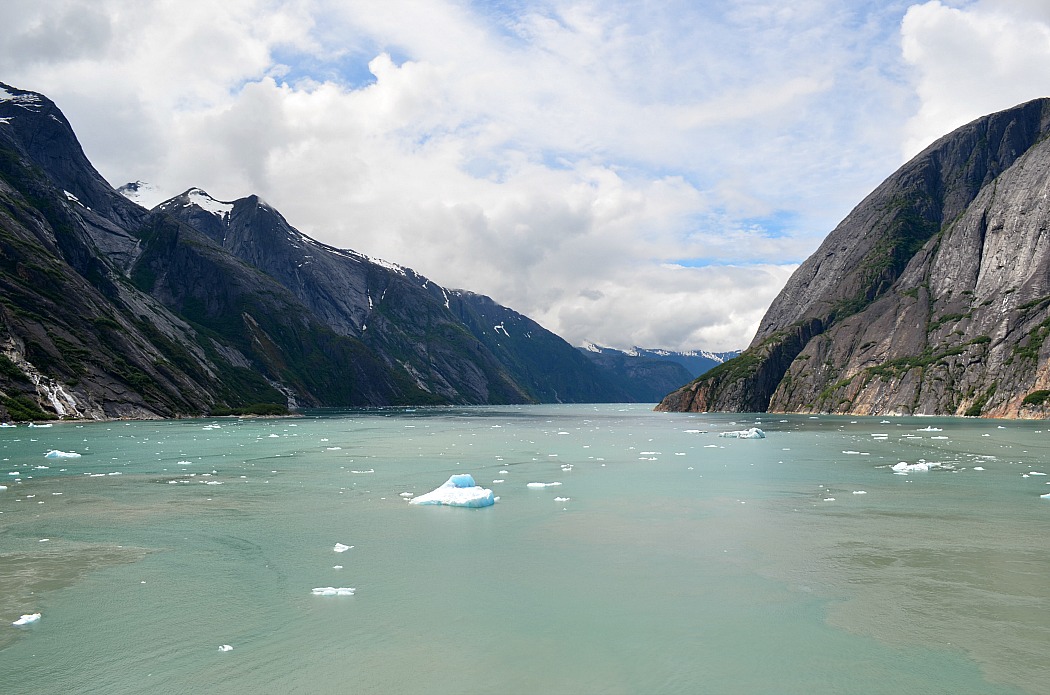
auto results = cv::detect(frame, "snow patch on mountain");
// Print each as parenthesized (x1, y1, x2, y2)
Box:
(186, 188, 234, 217)
(117, 181, 165, 208)
(0, 86, 43, 111)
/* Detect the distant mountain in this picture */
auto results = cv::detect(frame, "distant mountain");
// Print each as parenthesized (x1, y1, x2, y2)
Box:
(659, 98, 1050, 418)
(0, 82, 631, 420)
(579, 344, 739, 402)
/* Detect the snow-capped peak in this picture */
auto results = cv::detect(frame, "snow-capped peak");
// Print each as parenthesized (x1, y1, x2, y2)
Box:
(185, 188, 234, 217)
(117, 180, 159, 207)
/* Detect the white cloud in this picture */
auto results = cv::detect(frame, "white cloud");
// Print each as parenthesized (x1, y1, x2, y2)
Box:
(8, 0, 1042, 353)
(901, 0, 1050, 158)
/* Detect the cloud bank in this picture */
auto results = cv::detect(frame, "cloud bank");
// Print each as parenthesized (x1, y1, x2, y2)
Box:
(2, 1, 1049, 351)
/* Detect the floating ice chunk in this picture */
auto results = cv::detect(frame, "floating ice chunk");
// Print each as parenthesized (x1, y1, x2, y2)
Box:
(399, 492, 414, 498)
(1030, 471, 1047, 476)
(718, 428, 765, 439)
(892, 461, 930, 473)
(333, 543, 353, 553)
(554, 496, 571, 502)
(44, 450, 80, 459)
(973, 466, 985, 471)
(218, 644, 233, 652)
(916, 426, 942, 432)
(852, 490, 867, 495)
(1041, 493, 1050, 499)
(526, 482, 561, 488)
(13, 613, 40, 626)
(312, 587, 356, 596)
(409, 474, 495, 508)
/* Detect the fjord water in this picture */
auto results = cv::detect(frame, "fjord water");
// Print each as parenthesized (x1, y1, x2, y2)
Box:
(1, 406, 1048, 694)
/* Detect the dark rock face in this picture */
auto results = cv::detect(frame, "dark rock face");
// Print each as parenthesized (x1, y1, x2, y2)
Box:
(0, 82, 630, 420)
(659, 98, 1050, 418)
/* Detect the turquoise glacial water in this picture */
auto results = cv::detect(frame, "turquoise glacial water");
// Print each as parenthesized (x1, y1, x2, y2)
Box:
(0, 405, 1048, 694)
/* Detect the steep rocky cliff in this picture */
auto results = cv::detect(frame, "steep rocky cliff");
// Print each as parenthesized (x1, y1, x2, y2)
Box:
(658, 98, 1050, 418)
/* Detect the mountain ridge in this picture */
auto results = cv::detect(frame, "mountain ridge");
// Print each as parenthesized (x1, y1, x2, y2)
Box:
(0, 82, 635, 420)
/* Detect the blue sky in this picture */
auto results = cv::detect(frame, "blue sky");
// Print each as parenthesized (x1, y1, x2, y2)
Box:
(3, 0, 1050, 351)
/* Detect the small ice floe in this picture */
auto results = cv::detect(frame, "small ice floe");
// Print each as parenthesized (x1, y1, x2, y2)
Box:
(350, 469, 374, 474)
(1040, 493, 1050, 499)
(492, 479, 505, 483)
(333, 565, 343, 570)
(1030, 471, 1047, 476)
(312, 587, 356, 596)
(409, 474, 495, 508)
(177, 460, 193, 465)
(973, 466, 985, 471)
(891, 460, 948, 474)
(44, 450, 80, 459)
(852, 490, 867, 495)
(526, 482, 562, 488)
(333, 543, 353, 553)
(12, 613, 40, 626)
(554, 496, 571, 502)
(28, 423, 52, 428)
(892, 461, 929, 473)
(718, 428, 765, 439)
(399, 492, 414, 498)
(218, 644, 233, 652)
(916, 426, 942, 432)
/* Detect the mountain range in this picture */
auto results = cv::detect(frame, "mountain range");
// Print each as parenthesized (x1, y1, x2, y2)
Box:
(578, 344, 738, 402)
(0, 81, 716, 420)
(659, 97, 1050, 418)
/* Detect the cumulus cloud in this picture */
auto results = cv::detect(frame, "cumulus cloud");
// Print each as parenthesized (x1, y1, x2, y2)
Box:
(902, 0, 1050, 158)
(7, 1, 1041, 352)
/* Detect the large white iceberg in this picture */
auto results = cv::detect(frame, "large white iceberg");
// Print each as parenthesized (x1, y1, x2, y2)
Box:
(409, 474, 495, 508)
(718, 428, 765, 439)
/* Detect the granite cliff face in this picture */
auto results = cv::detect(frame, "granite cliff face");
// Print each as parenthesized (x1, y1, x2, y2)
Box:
(659, 98, 1050, 418)
(0, 82, 630, 420)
